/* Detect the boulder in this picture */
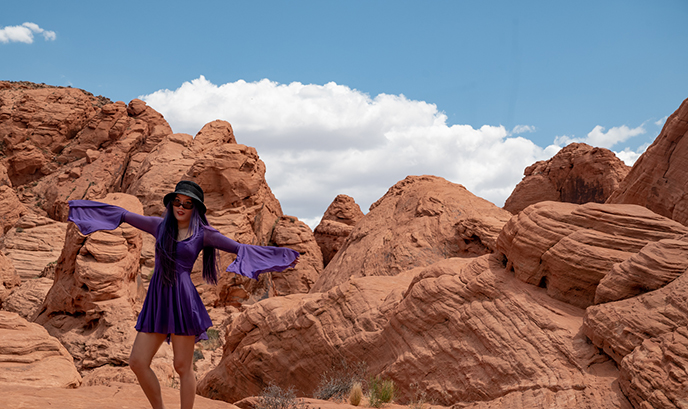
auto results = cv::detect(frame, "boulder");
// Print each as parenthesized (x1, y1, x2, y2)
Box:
(311, 175, 513, 293)
(607, 98, 688, 227)
(504, 143, 630, 214)
(2, 213, 67, 280)
(269, 215, 323, 295)
(0, 311, 81, 388)
(497, 201, 688, 308)
(313, 194, 364, 266)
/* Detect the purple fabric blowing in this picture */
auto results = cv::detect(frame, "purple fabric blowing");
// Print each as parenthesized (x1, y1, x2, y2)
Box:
(67, 200, 299, 342)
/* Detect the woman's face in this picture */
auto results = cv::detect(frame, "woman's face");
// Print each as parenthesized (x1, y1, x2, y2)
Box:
(172, 194, 194, 227)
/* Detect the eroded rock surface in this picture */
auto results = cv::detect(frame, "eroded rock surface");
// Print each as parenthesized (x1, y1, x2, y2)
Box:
(2, 213, 66, 280)
(497, 201, 688, 308)
(504, 143, 630, 214)
(311, 175, 512, 293)
(35, 193, 145, 370)
(199, 254, 630, 408)
(608, 98, 688, 227)
(0, 311, 81, 388)
(314, 194, 364, 266)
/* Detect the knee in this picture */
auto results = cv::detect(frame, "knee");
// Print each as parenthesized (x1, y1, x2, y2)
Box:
(129, 353, 150, 375)
(173, 357, 193, 377)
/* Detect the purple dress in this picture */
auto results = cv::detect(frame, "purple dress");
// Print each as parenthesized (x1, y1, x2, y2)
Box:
(68, 200, 299, 342)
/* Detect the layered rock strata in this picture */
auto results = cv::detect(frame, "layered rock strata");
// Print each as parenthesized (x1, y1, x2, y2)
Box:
(607, 98, 688, 227)
(497, 201, 688, 308)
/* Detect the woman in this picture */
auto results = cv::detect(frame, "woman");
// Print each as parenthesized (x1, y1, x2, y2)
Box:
(68, 180, 300, 409)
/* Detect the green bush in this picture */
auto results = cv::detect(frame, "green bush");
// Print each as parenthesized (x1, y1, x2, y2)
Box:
(368, 376, 395, 408)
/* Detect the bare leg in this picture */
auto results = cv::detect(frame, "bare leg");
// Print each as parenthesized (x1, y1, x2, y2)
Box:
(130, 332, 168, 409)
(171, 334, 197, 409)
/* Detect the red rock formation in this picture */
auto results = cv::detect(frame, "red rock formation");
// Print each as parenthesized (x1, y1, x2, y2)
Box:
(0, 81, 108, 186)
(35, 193, 145, 370)
(504, 143, 630, 214)
(314, 194, 364, 266)
(595, 237, 688, 304)
(311, 175, 513, 293)
(2, 214, 66, 280)
(0, 252, 21, 307)
(619, 326, 688, 409)
(583, 270, 688, 409)
(0, 311, 81, 388)
(497, 201, 688, 308)
(607, 98, 688, 227)
(0, 186, 28, 236)
(269, 215, 323, 295)
(198, 254, 629, 408)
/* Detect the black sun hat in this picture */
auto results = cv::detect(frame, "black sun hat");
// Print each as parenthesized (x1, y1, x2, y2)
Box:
(163, 180, 206, 214)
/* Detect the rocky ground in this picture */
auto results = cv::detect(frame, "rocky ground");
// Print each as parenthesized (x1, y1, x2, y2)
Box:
(0, 81, 687, 408)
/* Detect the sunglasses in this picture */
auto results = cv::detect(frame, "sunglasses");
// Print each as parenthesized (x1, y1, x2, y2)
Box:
(172, 198, 194, 210)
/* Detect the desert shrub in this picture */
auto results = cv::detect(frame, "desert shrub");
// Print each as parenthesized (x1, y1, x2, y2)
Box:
(349, 382, 363, 406)
(368, 376, 395, 408)
(408, 382, 429, 409)
(257, 383, 307, 409)
(313, 359, 368, 401)
(199, 328, 222, 350)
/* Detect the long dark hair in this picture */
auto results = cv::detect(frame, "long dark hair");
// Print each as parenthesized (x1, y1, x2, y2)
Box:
(155, 201, 219, 286)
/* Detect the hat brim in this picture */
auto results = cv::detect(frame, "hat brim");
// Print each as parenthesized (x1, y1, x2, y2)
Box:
(163, 191, 207, 214)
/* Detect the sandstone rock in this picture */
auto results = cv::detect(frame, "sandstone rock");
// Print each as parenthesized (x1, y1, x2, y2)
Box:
(81, 360, 175, 389)
(199, 254, 628, 407)
(2, 213, 67, 280)
(583, 270, 688, 363)
(3, 277, 53, 320)
(0, 185, 28, 237)
(311, 175, 513, 293)
(504, 143, 630, 214)
(0, 382, 239, 409)
(0, 81, 106, 186)
(35, 193, 145, 370)
(0, 252, 21, 308)
(0, 311, 81, 388)
(608, 98, 688, 227)
(314, 194, 364, 266)
(497, 201, 688, 308)
(269, 215, 323, 295)
(618, 326, 688, 409)
(595, 237, 688, 304)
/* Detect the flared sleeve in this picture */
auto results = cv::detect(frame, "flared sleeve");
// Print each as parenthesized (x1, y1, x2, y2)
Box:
(203, 226, 300, 280)
(68, 200, 161, 236)
(68, 200, 129, 235)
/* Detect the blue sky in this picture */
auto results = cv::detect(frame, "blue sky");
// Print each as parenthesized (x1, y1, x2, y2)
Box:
(3, 1, 687, 226)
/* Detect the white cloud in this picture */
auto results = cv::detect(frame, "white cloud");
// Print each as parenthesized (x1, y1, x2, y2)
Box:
(553, 124, 646, 149)
(510, 124, 536, 135)
(141, 76, 559, 226)
(614, 143, 650, 166)
(655, 116, 668, 127)
(0, 22, 56, 44)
